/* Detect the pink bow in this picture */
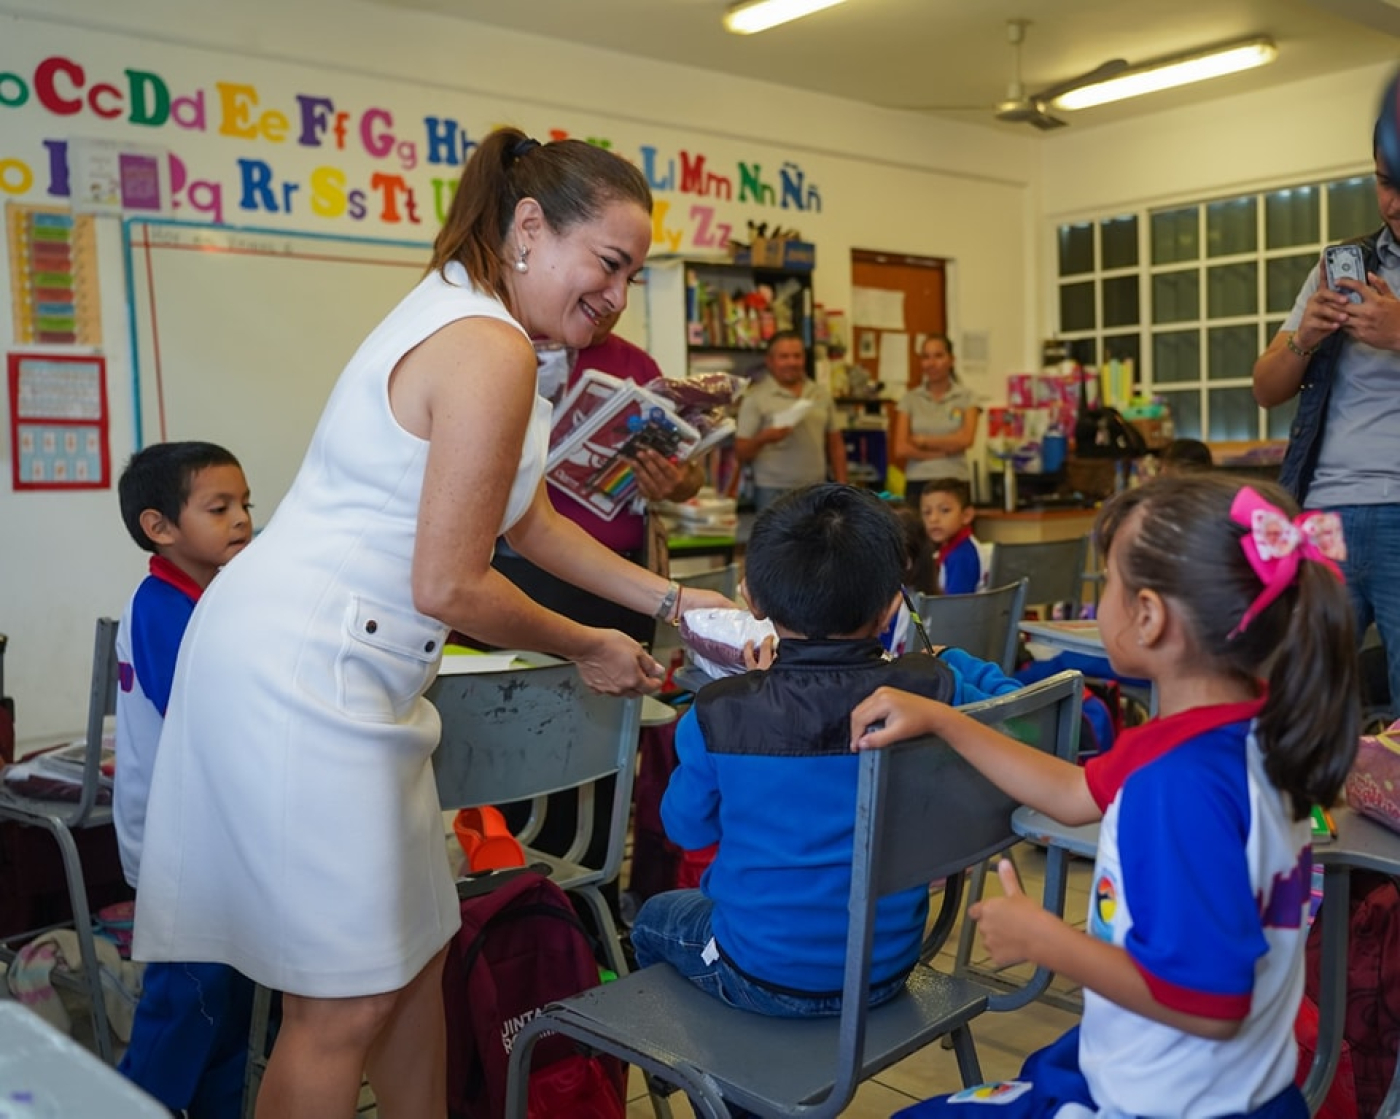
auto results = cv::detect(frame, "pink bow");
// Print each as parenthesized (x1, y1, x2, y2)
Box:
(1229, 487, 1346, 637)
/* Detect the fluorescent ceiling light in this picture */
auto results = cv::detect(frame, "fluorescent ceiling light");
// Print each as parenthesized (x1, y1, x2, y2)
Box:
(1053, 38, 1277, 111)
(723, 0, 848, 36)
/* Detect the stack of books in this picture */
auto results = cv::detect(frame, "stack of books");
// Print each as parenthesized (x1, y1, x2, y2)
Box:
(2, 734, 115, 803)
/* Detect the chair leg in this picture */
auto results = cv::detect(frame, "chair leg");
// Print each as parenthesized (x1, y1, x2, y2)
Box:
(42, 818, 113, 1063)
(949, 1024, 984, 1087)
(242, 983, 275, 1119)
(952, 862, 987, 975)
(570, 885, 630, 978)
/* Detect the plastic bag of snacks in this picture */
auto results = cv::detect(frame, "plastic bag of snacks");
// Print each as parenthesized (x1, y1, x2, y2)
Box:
(1345, 721, 1400, 834)
(678, 608, 777, 678)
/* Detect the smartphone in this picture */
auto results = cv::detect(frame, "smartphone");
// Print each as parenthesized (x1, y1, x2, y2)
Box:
(1323, 244, 1368, 304)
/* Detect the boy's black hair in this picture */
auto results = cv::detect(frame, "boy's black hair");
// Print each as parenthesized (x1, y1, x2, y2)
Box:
(744, 483, 904, 638)
(918, 477, 972, 509)
(118, 441, 241, 554)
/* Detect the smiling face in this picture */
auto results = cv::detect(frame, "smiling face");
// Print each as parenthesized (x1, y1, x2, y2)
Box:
(508, 198, 651, 348)
(919, 488, 973, 546)
(145, 463, 253, 588)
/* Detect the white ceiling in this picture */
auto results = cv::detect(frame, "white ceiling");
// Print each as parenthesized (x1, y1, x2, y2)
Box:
(365, 0, 1400, 133)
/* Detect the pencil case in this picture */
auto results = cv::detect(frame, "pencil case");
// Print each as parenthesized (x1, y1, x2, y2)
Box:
(1345, 722, 1400, 835)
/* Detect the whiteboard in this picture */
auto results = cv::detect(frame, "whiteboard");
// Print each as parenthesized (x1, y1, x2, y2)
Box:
(124, 219, 431, 512)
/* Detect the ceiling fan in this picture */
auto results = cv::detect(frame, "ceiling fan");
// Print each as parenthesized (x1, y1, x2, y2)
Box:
(910, 19, 1128, 130)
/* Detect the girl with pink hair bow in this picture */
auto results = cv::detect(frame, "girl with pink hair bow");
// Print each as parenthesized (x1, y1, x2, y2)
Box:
(853, 475, 1359, 1119)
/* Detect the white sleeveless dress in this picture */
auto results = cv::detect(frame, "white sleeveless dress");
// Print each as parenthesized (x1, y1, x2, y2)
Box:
(132, 262, 551, 997)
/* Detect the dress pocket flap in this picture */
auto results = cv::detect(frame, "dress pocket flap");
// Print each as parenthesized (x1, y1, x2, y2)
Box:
(345, 596, 447, 663)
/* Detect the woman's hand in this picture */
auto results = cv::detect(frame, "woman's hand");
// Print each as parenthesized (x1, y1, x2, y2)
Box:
(675, 587, 738, 615)
(576, 629, 664, 696)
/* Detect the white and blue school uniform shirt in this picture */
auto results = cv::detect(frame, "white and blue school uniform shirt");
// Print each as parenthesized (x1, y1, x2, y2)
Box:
(1077, 697, 1311, 1117)
(115, 555, 203, 889)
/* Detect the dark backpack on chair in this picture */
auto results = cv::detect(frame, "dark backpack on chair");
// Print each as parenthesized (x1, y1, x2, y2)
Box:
(442, 870, 626, 1119)
(1074, 373, 1148, 459)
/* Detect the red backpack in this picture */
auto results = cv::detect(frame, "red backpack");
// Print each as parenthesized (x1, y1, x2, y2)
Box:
(442, 870, 626, 1119)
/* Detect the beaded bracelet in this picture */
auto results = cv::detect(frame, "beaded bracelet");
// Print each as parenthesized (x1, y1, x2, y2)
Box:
(1285, 332, 1318, 359)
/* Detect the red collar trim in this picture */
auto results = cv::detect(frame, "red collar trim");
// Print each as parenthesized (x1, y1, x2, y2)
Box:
(1085, 690, 1267, 811)
(936, 525, 973, 566)
(150, 555, 204, 603)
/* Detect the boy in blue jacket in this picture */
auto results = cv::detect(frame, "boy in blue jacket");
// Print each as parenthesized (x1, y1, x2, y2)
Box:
(631, 483, 1018, 1019)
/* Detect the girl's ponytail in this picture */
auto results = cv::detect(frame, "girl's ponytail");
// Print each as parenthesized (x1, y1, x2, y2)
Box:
(1258, 559, 1359, 815)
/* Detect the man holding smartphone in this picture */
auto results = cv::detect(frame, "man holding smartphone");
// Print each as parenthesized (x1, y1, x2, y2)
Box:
(1254, 113, 1400, 714)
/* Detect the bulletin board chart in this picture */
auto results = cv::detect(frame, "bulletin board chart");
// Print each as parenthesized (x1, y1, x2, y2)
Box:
(7, 353, 111, 490)
(5, 203, 103, 346)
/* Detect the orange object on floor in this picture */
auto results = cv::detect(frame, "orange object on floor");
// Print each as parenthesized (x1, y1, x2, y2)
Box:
(453, 807, 527, 872)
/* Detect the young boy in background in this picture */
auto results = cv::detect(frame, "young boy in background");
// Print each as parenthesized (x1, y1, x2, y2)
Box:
(115, 441, 256, 1119)
(918, 477, 993, 595)
(631, 484, 1019, 1020)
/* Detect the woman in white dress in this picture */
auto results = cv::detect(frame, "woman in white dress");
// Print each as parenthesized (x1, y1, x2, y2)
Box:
(132, 129, 731, 1119)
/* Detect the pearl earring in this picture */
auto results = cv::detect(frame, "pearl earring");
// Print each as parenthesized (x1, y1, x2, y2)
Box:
(515, 247, 529, 274)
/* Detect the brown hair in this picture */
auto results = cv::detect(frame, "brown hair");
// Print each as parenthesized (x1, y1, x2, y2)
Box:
(427, 128, 652, 300)
(1095, 475, 1358, 817)
(919, 477, 972, 509)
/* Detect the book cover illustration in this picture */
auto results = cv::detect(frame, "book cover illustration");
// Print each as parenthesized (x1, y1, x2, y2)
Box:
(547, 384, 700, 521)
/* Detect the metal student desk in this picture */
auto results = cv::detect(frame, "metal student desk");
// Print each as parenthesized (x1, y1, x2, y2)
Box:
(1011, 804, 1400, 1117)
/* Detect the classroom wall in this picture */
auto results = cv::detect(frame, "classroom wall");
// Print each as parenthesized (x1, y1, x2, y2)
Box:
(0, 0, 1041, 745)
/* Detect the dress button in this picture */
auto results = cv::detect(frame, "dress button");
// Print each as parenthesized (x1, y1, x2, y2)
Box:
(424, 640, 436, 652)
(365, 620, 378, 634)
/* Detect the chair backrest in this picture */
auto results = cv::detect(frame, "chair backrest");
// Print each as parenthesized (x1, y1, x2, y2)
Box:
(911, 579, 1028, 674)
(70, 617, 120, 827)
(988, 535, 1091, 616)
(427, 659, 642, 883)
(830, 671, 1083, 1115)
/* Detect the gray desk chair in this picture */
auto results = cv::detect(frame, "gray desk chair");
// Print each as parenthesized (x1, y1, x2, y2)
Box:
(0, 617, 119, 1062)
(911, 578, 1029, 674)
(988, 535, 1091, 619)
(503, 672, 1083, 1119)
(427, 653, 643, 979)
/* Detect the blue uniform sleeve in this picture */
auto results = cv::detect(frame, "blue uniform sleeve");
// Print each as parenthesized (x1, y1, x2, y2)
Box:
(941, 540, 982, 596)
(660, 706, 723, 851)
(129, 581, 195, 716)
(940, 648, 1021, 704)
(1116, 751, 1264, 1018)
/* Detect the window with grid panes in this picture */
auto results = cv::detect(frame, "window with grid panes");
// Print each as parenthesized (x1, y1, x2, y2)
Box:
(1055, 171, 1377, 443)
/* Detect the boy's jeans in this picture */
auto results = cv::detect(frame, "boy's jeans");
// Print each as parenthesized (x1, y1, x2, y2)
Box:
(630, 888, 907, 1018)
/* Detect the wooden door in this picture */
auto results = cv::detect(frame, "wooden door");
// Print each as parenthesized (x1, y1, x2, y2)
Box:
(850, 249, 947, 393)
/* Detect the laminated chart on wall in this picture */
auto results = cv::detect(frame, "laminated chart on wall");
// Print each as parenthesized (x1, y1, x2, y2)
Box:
(7, 352, 110, 490)
(6, 203, 103, 346)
